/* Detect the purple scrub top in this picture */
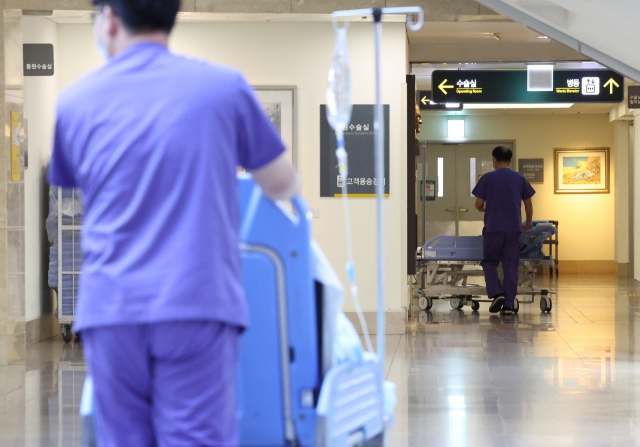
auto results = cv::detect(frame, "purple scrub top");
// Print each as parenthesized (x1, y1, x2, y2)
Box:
(49, 43, 285, 331)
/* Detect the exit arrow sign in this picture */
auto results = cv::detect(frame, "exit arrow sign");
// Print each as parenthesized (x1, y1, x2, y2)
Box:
(418, 91, 463, 111)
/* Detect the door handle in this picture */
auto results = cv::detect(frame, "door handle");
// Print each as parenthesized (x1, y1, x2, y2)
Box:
(445, 207, 455, 220)
(459, 208, 468, 220)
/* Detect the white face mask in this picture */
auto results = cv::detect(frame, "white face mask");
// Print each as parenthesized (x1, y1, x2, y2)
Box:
(95, 40, 109, 61)
(93, 9, 110, 61)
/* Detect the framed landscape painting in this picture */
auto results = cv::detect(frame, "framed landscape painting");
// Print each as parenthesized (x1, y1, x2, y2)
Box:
(554, 148, 610, 194)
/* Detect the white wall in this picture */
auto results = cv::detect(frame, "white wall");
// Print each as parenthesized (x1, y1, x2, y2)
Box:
(56, 21, 410, 313)
(634, 112, 640, 280)
(419, 113, 616, 261)
(614, 121, 630, 265)
(23, 17, 58, 321)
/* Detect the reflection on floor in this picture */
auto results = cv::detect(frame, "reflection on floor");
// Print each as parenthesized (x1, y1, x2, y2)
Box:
(0, 340, 85, 447)
(2, 274, 640, 446)
(389, 274, 640, 447)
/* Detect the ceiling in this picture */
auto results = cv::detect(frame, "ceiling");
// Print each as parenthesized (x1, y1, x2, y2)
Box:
(409, 21, 547, 45)
(43, 8, 618, 115)
(474, 0, 640, 82)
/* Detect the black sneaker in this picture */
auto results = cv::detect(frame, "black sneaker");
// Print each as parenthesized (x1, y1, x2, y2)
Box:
(489, 296, 504, 313)
(500, 307, 514, 316)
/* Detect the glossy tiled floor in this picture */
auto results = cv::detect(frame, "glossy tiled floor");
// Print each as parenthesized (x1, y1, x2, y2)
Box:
(389, 274, 640, 447)
(3, 274, 640, 446)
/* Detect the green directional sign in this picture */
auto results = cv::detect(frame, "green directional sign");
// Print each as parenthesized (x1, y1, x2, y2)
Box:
(431, 70, 624, 104)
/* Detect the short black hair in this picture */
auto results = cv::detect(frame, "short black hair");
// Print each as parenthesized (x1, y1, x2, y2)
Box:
(492, 146, 513, 162)
(93, 0, 181, 33)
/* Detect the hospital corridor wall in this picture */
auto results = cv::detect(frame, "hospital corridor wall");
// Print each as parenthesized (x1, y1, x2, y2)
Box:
(23, 19, 410, 336)
(23, 16, 59, 342)
(419, 113, 618, 273)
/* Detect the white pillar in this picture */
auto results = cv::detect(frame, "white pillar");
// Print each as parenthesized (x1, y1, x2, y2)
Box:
(634, 111, 640, 280)
(614, 121, 630, 270)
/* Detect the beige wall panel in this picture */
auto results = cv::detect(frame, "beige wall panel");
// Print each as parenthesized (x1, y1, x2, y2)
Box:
(388, 0, 481, 21)
(181, 0, 196, 12)
(195, 0, 290, 14)
(291, 0, 384, 14)
(6, 0, 196, 11)
(7, 0, 91, 10)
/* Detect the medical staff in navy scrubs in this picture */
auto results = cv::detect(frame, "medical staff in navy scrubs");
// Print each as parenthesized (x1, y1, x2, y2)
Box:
(48, 1, 301, 445)
(472, 147, 535, 315)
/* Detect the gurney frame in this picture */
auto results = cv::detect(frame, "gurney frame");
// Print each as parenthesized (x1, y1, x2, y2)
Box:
(415, 257, 554, 313)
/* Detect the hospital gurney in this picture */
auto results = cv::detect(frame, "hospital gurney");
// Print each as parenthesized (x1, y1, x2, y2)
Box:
(415, 222, 556, 313)
(80, 176, 394, 447)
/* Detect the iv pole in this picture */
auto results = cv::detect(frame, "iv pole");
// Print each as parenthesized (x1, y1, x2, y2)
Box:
(331, 5, 424, 434)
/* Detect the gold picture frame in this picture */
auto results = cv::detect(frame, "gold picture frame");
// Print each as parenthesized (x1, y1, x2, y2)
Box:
(554, 147, 610, 194)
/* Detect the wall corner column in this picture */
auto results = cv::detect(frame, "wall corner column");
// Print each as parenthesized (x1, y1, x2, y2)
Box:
(1, 7, 26, 366)
(633, 111, 640, 281)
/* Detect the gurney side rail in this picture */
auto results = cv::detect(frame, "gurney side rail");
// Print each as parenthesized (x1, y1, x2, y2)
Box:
(240, 243, 297, 446)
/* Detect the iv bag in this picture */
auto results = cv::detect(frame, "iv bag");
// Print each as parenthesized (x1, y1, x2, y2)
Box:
(326, 27, 352, 135)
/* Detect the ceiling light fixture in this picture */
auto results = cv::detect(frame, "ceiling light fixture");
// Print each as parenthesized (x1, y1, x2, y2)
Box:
(465, 103, 573, 109)
(447, 120, 465, 139)
(538, 35, 548, 39)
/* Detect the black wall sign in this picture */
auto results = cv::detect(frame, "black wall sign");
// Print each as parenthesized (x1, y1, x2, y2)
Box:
(629, 86, 640, 109)
(432, 70, 624, 104)
(320, 105, 390, 197)
(23, 44, 54, 76)
(418, 90, 463, 111)
(518, 158, 544, 184)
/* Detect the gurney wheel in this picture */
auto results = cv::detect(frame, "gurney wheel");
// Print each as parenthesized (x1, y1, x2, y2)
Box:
(471, 301, 480, 312)
(61, 325, 73, 343)
(450, 298, 463, 310)
(513, 298, 520, 314)
(418, 296, 433, 311)
(540, 296, 553, 313)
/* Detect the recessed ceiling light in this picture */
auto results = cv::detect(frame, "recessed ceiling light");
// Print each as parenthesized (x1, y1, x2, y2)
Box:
(538, 35, 548, 39)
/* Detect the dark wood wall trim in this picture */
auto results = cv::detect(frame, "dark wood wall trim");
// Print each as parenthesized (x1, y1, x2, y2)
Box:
(406, 75, 417, 276)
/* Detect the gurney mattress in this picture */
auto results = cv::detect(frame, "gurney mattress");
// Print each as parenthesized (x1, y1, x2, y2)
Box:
(421, 223, 556, 262)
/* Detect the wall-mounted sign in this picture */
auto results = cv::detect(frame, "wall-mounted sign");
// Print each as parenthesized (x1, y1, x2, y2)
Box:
(431, 70, 624, 104)
(421, 180, 436, 201)
(23, 44, 54, 76)
(518, 158, 544, 184)
(418, 91, 463, 111)
(628, 85, 640, 109)
(320, 105, 390, 197)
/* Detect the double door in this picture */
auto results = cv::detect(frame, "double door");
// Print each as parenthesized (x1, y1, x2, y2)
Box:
(417, 143, 514, 246)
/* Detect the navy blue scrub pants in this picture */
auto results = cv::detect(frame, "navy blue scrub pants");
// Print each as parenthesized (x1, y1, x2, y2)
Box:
(83, 321, 240, 447)
(481, 232, 521, 308)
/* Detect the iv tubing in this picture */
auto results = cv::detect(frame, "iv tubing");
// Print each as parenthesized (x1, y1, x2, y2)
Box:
(336, 135, 375, 354)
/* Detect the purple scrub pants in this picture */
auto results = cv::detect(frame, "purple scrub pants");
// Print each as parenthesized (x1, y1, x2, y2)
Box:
(481, 232, 521, 308)
(82, 321, 240, 447)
